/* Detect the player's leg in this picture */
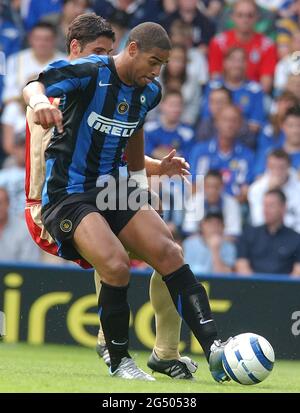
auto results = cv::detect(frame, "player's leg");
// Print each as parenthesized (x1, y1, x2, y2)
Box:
(147, 270, 198, 379)
(150, 269, 181, 360)
(72, 212, 135, 375)
(118, 207, 229, 382)
(94, 271, 112, 366)
(95, 266, 197, 379)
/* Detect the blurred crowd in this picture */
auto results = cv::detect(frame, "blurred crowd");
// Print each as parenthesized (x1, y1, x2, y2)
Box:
(1, 0, 300, 276)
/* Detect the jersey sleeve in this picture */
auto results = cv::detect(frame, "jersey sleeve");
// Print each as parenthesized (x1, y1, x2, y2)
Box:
(136, 82, 162, 130)
(36, 55, 101, 97)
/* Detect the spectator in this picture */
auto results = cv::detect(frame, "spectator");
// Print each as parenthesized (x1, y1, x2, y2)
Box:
(276, 0, 300, 58)
(285, 74, 300, 104)
(0, 1, 23, 108)
(196, 86, 232, 141)
(256, 90, 299, 158)
(203, 46, 266, 148)
(160, 44, 202, 125)
(2, 22, 65, 108)
(236, 189, 300, 276)
(209, 0, 277, 93)
(0, 132, 25, 217)
(168, 20, 209, 94)
(274, 31, 300, 95)
(24, 0, 63, 31)
(255, 0, 291, 11)
(145, 90, 195, 161)
(201, 1, 224, 23)
(2, 22, 65, 156)
(92, 0, 166, 29)
(183, 169, 242, 237)
(0, 97, 26, 158)
(190, 105, 255, 201)
(217, 1, 277, 39)
(161, 0, 216, 50)
(183, 211, 237, 274)
(249, 149, 300, 233)
(255, 105, 300, 176)
(42, 0, 90, 53)
(107, 9, 130, 54)
(0, 187, 41, 263)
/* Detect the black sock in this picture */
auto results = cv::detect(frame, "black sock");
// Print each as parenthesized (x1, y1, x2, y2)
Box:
(163, 264, 218, 360)
(98, 281, 130, 372)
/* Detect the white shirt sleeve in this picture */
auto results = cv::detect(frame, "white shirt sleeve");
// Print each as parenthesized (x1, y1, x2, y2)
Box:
(3, 53, 21, 102)
(247, 176, 269, 226)
(223, 195, 242, 236)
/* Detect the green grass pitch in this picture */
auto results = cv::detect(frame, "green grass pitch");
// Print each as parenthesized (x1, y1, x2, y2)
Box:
(0, 343, 299, 393)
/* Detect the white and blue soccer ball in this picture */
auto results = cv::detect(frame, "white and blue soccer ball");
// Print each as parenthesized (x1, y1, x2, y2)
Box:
(222, 333, 275, 385)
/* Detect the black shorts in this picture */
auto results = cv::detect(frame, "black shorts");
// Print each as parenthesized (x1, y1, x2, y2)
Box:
(42, 179, 150, 262)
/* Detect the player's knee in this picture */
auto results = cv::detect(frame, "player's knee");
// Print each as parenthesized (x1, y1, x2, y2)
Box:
(157, 240, 184, 274)
(96, 253, 130, 286)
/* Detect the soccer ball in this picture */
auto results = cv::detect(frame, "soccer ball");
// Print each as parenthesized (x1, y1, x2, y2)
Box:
(222, 333, 275, 385)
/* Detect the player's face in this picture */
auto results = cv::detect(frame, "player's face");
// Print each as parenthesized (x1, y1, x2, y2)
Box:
(167, 47, 186, 77)
(233, 2, 257, 33)
(204, 177, 223, 204)
(277, 97, 297, 117)
(224, 50, 246, 80)
(161, 94, 183, 123)
(29, 28, 56, 58)
(216, 108, 241, 140)
(69, 37, 114, 60)
(201, 218, 224, 238)
(267, 157, 289, 185)
(283, 115, 300, 146)
(209, 91, 231, 117)
(263, 194, 285, 225)
(130, 46, 170, 87)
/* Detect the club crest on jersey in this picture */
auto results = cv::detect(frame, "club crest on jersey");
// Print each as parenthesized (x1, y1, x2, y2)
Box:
(117, 101, 129, 114)
(60, 219, 72, 233)
(87, 111, 139, 137)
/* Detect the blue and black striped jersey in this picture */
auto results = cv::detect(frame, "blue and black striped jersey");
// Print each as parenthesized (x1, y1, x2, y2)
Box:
(37, 55, 161, 209)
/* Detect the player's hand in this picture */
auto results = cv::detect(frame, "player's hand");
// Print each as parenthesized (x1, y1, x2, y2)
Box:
(160, 149, 191, 182)
(33, 102, 63, 133)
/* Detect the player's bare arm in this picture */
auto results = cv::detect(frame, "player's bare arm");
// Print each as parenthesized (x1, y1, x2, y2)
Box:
(145, 149, 190, 178)
(23, 81, 63, 133)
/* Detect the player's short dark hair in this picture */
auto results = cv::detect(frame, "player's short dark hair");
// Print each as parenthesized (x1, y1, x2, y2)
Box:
(162, 89, 183, 101)
(265, 188, 287, 205)
(205, 169, 223, 181)
(63, 0, 89, 5)
(283, 105, 300, 121)
(224, 46, 247, 60)
(126, 22, 172, 52)
(233, 0, 258, 13)
(203, 211, 224, 223)
(31, 21, 57, 36)
(66, 13, 115, 54)
(210, 86, 232, 101)
(268, 148, 291, 164)
(276, 90, 299, 104)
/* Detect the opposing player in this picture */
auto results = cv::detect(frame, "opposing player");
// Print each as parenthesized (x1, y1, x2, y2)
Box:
(25, 13, 197, 380)
(24, 21, 230, 382)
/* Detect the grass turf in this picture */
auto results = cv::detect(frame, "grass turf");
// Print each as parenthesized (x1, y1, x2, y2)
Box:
(0, 343, 299, 393)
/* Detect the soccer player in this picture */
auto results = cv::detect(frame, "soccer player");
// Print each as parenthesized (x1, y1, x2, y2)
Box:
(25, 13, 197, 380)
(24, 20, 230, 382)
